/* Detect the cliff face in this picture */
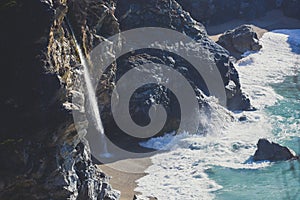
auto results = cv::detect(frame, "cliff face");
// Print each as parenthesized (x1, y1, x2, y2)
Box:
(96, 0, 252, 146)
(282, 0, 300, 19)
(1, 0, 252, 199)
(115, 0, 251, 109)
(0, 0, 119, 199)
(176, 0, 300, 25)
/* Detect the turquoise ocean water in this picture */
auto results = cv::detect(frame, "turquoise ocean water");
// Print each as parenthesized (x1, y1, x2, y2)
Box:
(211, 74, 300, 200)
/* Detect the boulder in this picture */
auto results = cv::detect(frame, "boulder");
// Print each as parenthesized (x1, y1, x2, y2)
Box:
(253, 139, 298, 162)
(217, 25, 262, 59)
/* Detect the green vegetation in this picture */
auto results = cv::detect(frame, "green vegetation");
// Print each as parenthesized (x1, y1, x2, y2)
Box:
(0, 0, 18, 10)
(0, 138, 23, 145)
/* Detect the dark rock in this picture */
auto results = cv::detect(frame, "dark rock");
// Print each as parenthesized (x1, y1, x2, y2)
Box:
(253, 139, 297, 162)
(0, 0, 119, 199)
(217, 25, 262, 59)
(175, 0, 299, 25)
(116, 0, 252, 109)
(176, 0, 278, 25)
(282, 0, 300, 19)
(176, 0, 218, 25)
(238, 115, 247, 122)
(95, 0, 254, 145)
(189, 143, 202, 150)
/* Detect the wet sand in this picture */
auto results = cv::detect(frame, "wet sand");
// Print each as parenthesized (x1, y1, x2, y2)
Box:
(99, 157, 152, 200)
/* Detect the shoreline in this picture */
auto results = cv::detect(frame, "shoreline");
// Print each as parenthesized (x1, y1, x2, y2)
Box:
(99, 157, 152, 200)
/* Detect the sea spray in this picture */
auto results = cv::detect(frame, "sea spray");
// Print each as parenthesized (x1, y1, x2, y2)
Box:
(66, 19, 111, 158)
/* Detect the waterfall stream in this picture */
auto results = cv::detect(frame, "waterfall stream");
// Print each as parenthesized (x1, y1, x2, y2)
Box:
(66, 19, 110, 157)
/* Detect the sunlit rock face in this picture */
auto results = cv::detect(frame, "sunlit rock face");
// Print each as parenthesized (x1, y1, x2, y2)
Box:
(217, 25, 262, 59)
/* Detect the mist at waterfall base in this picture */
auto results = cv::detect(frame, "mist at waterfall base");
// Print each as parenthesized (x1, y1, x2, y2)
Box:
(135, 30, 300, 199)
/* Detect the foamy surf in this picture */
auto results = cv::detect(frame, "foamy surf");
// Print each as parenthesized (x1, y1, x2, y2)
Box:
(135, 30, 300, 200)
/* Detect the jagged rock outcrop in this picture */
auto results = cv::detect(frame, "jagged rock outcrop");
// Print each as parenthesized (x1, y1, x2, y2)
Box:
(116, 0, 251, 109)
(0, 0, 119, 199)
(253, 139, 298, 162)
(217, 25, 262, 59)
(175, 0, 299, 25)
(96, 0, 253, 147)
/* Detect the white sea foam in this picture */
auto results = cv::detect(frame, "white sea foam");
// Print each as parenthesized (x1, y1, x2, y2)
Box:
(135, 30, 300, 200)
(237, 30, 300, 109)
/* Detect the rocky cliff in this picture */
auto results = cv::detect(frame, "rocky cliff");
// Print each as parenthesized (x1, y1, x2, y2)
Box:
(99, 0, 253, 147)
(1, 0, 252, 199)
(176, 0, 300, 25)
(0, 0, 119, 199)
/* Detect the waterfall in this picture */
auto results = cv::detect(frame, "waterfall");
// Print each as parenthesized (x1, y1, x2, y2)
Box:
(66, 19, 110, 157)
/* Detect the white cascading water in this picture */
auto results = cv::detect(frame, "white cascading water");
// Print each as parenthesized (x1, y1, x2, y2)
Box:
(67, 20, 110, 157)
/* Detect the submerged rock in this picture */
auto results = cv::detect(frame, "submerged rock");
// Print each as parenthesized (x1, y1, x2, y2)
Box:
(217, 25, 262, 59)
(238, 115, 247, 122)
(253, 139, 298, 162)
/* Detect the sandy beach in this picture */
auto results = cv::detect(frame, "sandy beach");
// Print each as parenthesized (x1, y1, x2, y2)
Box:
(98, 9, 300, 200)
(99, 157, 153, 200)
